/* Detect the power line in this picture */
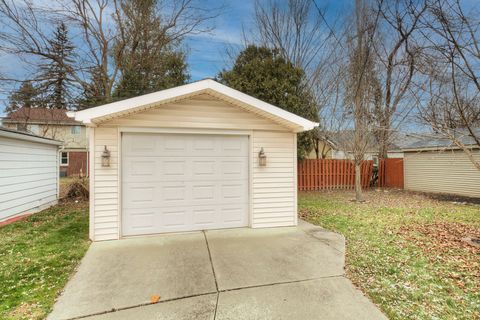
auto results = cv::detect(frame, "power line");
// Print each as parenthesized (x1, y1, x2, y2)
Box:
(312, 0, 345, 50)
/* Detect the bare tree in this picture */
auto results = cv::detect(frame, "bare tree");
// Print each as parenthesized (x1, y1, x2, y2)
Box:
(0, 0, 218, 108)
(345, 0, 382, 201)
(371, 0, 427, 159)
(418, 0, 480, 170)
(254, 0, 327, 82)
(253, 0, 348, 159)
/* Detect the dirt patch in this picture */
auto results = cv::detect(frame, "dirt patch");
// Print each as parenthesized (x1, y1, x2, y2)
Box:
(7, 302, 43, 320)
(398, 222, 480, 290)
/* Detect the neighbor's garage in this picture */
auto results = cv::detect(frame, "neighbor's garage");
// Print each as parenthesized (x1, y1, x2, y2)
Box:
(404, 148, 480, 198)
(0, 127, 61, 222)
(70, 79, 318, 241)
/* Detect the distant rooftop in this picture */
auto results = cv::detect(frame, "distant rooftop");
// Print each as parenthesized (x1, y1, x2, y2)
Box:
(2, 107, 80, 125)
(402, 129, 480, 150)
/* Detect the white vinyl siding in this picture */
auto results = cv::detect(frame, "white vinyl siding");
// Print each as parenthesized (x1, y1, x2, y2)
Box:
(252, 131, 296, 227)
(92, 126, 119, 241)
(404, 149, 480, 198)
(90, 94, 297, 241)
(0, 136, 58, 221)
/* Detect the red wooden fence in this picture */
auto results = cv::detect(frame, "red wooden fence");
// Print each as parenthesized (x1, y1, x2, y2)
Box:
(378, 158, 404, 188)
(298, 158, 404, 191)
(298, 159, 373, 191)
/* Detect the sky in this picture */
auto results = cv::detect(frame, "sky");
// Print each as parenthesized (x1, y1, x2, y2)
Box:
(183, 0, 346, 80)
(0, 0, 347, 115)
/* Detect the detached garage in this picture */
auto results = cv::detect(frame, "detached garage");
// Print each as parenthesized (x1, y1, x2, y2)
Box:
(69, 79, 318, 241)
(403, 136, 480, 198)
(0, 127, 61, 221)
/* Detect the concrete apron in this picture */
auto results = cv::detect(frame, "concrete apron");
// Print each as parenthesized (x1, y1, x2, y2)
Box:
(48, 220, 387, 320)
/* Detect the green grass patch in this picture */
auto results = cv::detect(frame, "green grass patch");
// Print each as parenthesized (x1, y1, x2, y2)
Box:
(299, 190, 480, 320)
(0, 202, 90, 320)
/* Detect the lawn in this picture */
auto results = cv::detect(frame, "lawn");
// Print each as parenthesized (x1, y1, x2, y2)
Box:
(0, 201, 89, 320)
(299, 190, 480, 320)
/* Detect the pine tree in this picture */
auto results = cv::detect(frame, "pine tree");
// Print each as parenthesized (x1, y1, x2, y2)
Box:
(37, 22, 75, 109)
(6, 81, 39, 113)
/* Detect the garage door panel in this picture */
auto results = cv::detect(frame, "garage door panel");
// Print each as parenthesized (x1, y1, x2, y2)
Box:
(122, 204, 248, 236)
(123, 156, 247, 183)
(123, 181, 247, 209)
(122, 133, 249, 236)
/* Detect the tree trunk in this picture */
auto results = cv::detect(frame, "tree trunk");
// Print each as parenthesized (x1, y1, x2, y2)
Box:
(378, 130, 389, 159)
(354, 161, 364, 201)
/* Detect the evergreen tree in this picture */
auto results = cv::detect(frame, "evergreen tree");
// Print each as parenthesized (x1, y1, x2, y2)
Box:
(77, 66, 109, 110)
(37, 22, 75, 109)
(219, 45, 319, 158)
(6, 81, 39, 113)
(113, 0, 189, 98)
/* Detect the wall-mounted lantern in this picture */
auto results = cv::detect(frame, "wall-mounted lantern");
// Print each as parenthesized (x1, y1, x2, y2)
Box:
(258, 147, 267, 167)
(101, 145, 111, 167)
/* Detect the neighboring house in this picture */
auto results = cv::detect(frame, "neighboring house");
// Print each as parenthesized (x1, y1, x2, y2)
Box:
(0, 127, 61, 221)
(68, 79, 318, 241)
(403, 132, 480, 198)
(308, 130, 407, 164)
(1, 107, 88, 177)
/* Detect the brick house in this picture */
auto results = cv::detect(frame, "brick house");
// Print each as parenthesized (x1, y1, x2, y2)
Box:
(1, 107, 88, 177)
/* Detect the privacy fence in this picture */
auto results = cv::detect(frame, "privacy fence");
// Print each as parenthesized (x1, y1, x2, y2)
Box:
(297, 158, 404, 191)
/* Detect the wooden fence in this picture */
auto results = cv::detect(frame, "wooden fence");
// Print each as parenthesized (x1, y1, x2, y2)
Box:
(298, 158, 404, 191)
(378, 158, 404, 188)
(298, 159, 373, 191)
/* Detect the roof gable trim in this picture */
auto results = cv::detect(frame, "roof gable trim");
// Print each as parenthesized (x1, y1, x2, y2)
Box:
(69, 79, 318, 132)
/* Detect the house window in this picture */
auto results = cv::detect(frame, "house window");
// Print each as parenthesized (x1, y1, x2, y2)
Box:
(16, 123, 27, 132)
(60, 152, 69, 166)
(71, 126, 81, 135)
(30, 124, 40, 135)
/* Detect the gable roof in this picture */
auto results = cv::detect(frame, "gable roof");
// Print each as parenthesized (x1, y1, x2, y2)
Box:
(68, 79, 319, 132)
(2, 107, 80, 125)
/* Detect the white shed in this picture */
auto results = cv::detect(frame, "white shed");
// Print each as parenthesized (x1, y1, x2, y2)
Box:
(0, 127, 61, 221)
(69, 79, 318, 241)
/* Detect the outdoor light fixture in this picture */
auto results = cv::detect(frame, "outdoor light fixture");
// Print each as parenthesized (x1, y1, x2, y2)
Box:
(101, 145, 111, 167)
(258, 147, 267, 166)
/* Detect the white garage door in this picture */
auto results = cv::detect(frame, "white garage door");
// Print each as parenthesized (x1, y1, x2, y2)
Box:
(122, 133, 249, 236)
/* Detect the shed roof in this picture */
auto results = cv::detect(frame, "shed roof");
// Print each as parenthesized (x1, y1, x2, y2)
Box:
(402, 129, 480, 151)
(68, 79, 319, 132)
(0, 126, 62, 146)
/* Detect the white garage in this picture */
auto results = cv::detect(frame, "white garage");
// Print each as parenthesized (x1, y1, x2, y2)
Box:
(69, 79, 318, 241)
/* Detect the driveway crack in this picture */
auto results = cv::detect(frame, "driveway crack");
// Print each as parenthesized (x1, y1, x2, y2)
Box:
(203, 230, 220, 320)
(203, 230, 219, 292)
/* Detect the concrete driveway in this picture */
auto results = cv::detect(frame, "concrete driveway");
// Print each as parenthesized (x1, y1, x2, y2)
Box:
(48, 221, 386, 320)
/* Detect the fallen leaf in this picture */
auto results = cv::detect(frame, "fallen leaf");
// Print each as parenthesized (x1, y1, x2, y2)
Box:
(150, 295, 161, 303)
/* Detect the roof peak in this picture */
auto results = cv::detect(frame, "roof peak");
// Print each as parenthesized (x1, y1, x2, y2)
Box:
(70, 80, 318, 132)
